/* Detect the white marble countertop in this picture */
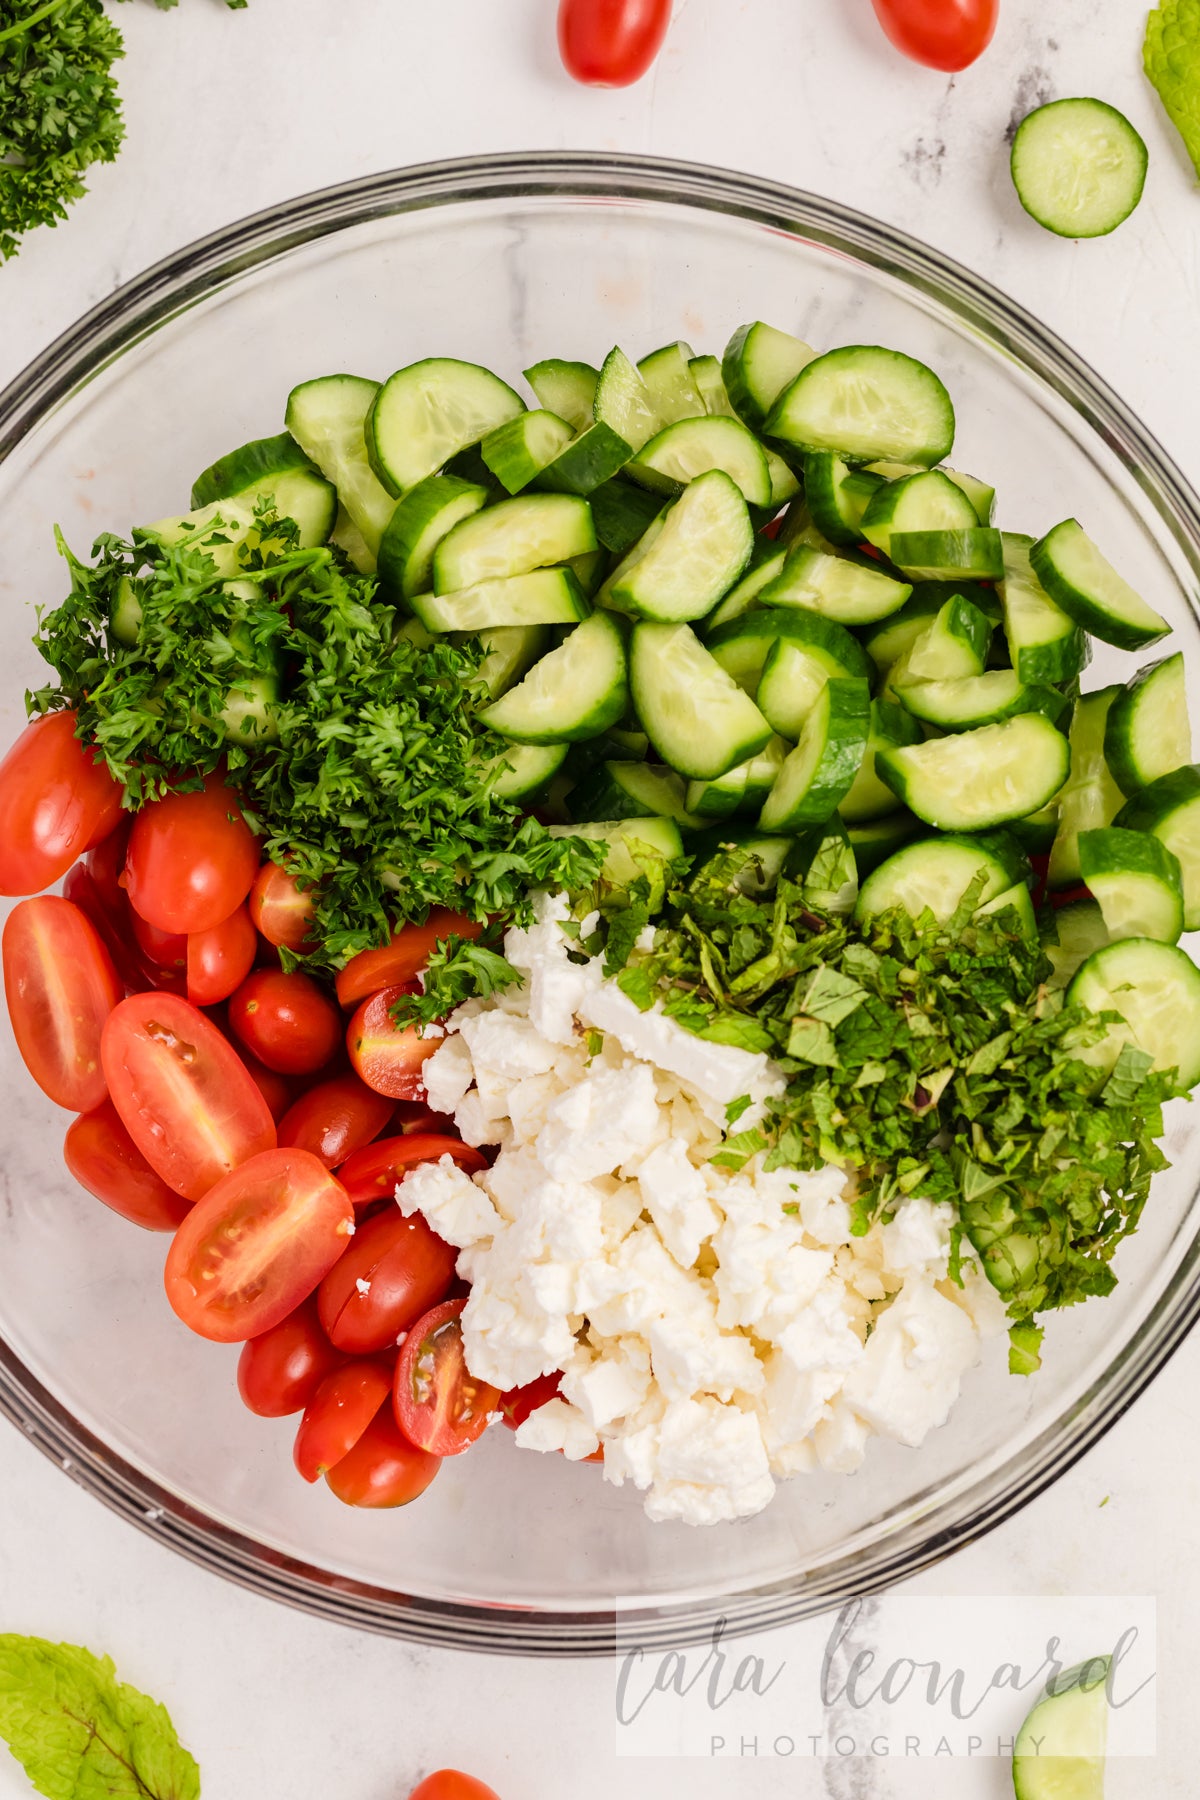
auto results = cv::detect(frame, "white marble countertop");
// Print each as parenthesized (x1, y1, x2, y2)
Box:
(1, 1, 1197, 1795)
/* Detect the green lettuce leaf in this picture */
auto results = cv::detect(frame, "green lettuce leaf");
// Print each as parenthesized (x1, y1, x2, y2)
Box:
(1145, 0, 1200, 177)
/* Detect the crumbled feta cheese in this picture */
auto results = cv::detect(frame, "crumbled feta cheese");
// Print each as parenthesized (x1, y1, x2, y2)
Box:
(536, 1062, 663, 1180)
(879, 1196, 956, 1279)
(514, 1397, 600, 1462)
(841, 1279, 980, 1446)
(397, 1155, 498, 1250)
(420, 1033, 476, 1116)
(634, 1138, 721, 1270)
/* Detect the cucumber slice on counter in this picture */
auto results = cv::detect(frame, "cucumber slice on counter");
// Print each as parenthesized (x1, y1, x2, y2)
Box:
(538, 423, 634, 495)
(589, 480, 663, 555)
(848, 810, 923, 876)
(709, 608, 872, 706)
(481, 411, 575, 494)
(840, 699, 922, 824)
(604, 470, 753, 623)
(524, 359, 598, 434)
(722, 321, 817, 432)
(1114, 764, 1200, 930)
(1044, 897, 1110, 989)
(758, 678, 872, 832)
(570, 760, 697, 826)
(548, 816, 684, 886)
(1012, 97, 1148, 240)
(593, 348, 662, 454)
(1031, 519, 1170, 651)
(1012, 1658, 1109, 1800)
(1000, 532, 1091, 686)
(433, 493, 596, 592)
(490, 742, 569, 802)
(1049, 686, 1125, 889)
(861, 469, 978, 561)
(758, 544, 912, 626)
(629, 417, 773, 508)
(368, 358, 526, 498)
(1071, 939, 1200, 1089)
(765, 345, 955, 467)
(889, 526, 1005, 582)
(377, 475, 490, 602)
(895, 670, 1069, 732)
(410, 568, 591, 634)
(637, 341, 704, 423)
(631, 622, 773, 781)
(285, 374, 397, 561)
(703, 544, 788, 635)
(1104, 652, 1192, 796)
(1078, 827, 1185, 944)
(856, 831, 1027, 923)
(878, 713, 1071, 831)
(191, 432, 337, 548)
(480, 610, 627, 744)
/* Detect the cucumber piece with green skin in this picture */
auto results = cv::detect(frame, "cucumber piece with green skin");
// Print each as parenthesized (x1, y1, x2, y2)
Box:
(688, 831, 792, 896)
(1044, 897, 1109, 988)
(708, 607, 871, 701)
(975, 880, 1038, 936)
(766, 345, 955, 467)
(548, 816, 684, 886)
(377, 475, 490, 602)
(1030, 518, 1170, 650)
(882, 595, 992, 696)
(1012, 96, 1148, 240)
(862, 580, 1001, 673)
(848, 810, 922, 876)
(778, 498, 880, 569)
(593, 348, 662, 454)
(840, 699, 922, 824)
(755, 631, 870, 741)
(480, 411, 574, 494)
(589, 480, 663, 555)
(861, 470, 978, 561)
(466, 624, 551, 699)
(489, 742, 569, 803)
(285, 374, 396, 561)
(221, 670, 280, 747)
(631, 622, 773, 781)
(330, 506, 374, 573)
(480, 610, 627, 744)
(568, 549, 607, 597)
(139, 500, 258, 581)
(879, 713, 1071, 831)
(686, 356, 800, 503)
(1000, 533, 1091, 686)
(736, 735, 790, 812)
(190, 432, 337, 548)
(570, 760, 698, 826)
(111, 576, 143, 647)
(685, 764, 749, 821)
(367, 358, 526, 498)
(758, 543, 911, 626)
(524, 360, 598, 434)
(1104, 652, 1192, 796)
(637, 341, 704, 423)
(758, 679, 872, 832)
(604, 470, 753, 624)
(702, 544, 788, 636)
(1078, 826, 1184, 944)
(537, 422, 634, 495)
(1012, 1658, 1109, 1800)
(433, 494, 596, 593)
(856, 830, 1028, 922)
(1070, 938, 1200, 1089)
(628, 417, 773, 508)
(802, 454, 885, 547)
(895, 670, 1069, 732)
(1049, 687, 1125, 888)
(1114, 763, 1200, 930)
(889, 526, 1005, 582)
(868, 460, 997, 526)
(1008, 799, 1060, 855)
(410, 568, 590, 634)
(722, 322, 817, 432)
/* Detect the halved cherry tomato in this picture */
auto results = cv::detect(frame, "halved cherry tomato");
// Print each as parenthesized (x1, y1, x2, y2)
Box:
(0, 712, 125, 897)
(293, 1356, 392, 1481)
(557, 0, 672, 86)
(187, 905, 258, 1007)
(228, 967, 342, 1075)
(63, 1100, 192, 1232)
(237, 1296, 344, 1418)
(318, 1205, 457, 1354)
(164, 1146, 354, 1342)
(346, 985, 440, 1099)
(335, 910, 482, 1010)
(129, 909, 187, 975)
(394, 1299, 500, 1456)
(276, 1074, 394, 1168)
(125, 772, 260, 935)
(870, 0, 998, 71)
(3, 897, 123, 1111)
(498, 1371, 562, 1431)
(324, 1405, 441, 1508)
(248, 860, 317, 952)
(407, 1775, 502, 1800)
(336, 1132, 488, 1212)
(101, 992, 276, 1199)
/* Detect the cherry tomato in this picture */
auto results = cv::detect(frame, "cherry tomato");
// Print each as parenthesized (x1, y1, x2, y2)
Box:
(498, 1372, 562, 1431)
(125, 772, 260, 935)
(324, 1405, 441, 1509)
(557, 0, 671, 85)
(394, 1299, 500, 1456)
(336, 1132, 488, 1212)
(101, 992, 276, 1200)
(318, 1205, 457, 1354)
(85, 817, 132, 913)
(3, 897, 123, 1111)
(869, 0, 998, 70)
(129, 908, 187, 975)
(228, 967, 342, 1076)
(346, 986, 440, 1099)
(0, 712, 124, 897)
(391, 1100, 456, 1136)
(335, 910, 482, 1011)
(237, 1296, 343, 1418)
(164, 1146, 354, 1342)
(407, 1776, 502, 1800)
(63, 1100, 192, 1232)
(62, 862, 154, 996)
(235, 1049, 295, 1124)
(276, 1074, 394, 1168)
(293, 1356, 392, 1481)
(186, 905, 258, 1007)
(248, 861, 317, 952)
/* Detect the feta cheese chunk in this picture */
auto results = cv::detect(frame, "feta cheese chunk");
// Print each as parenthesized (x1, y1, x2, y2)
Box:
(841, 1279, 980, 1447)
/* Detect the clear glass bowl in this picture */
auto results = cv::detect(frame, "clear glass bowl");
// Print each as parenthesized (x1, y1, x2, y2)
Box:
(1, 153, 1198, 1655)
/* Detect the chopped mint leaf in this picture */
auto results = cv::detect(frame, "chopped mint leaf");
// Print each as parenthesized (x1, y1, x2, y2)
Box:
(1008, 1321, 1045, 1377)
(710, 1127, 767, 1171)
(725, 1093, 753, 1125)
(585, 1028, 604, 1060)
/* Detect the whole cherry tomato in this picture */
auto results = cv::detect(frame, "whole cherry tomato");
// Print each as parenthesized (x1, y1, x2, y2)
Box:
(557, 0, 672, 86)
(317, 1205, 457, 1354)
(249, 861, 317, 952)
(129, 909, 187, 976)
(324, 1405, 441, 1509)
(407, 1776, 502, 1800)
(293, 1356, 392, 1481)
(63, 1100, 192, 1232)
(346, 986, 440, 1099)
(394, 1299, 500, 1456)
(228, 967, 342, 1076)
(277, 1074, 394, 1168)
(125, 772, 260, 935)
(234, 1048, 295, 1124)
(870, 0, 998, 71)
(186, 905, 258, 1007)
(3, 897, 123, 1111)
(0, 712, 124, 897)
(336, 1133, 487, 1213)
(237, 1296, 343, 1418)
(335, 910, 481, 1011)
(164, 1146, 354, 1342)
(85, 817, 132, 914)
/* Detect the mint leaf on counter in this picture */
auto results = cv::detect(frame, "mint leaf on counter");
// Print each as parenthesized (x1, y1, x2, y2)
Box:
(1145, 0, 1200, 176)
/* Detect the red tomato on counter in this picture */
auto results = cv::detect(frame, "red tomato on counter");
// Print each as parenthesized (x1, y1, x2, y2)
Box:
(3, 897, 123, 1110)
(0, 712, 124, 896)
(407, 1773, 503, 1800)
(870, 0, 998, 71)
(558, 0, 672, 86)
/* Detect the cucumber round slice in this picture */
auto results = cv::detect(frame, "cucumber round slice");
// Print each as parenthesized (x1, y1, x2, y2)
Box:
(840, 699, 922, 825)
(630, 622, 772, 782)
(1114, 764, 1200, 930)
(1013, 1661, 1109, 1800)
(490, 742, 568, 802)
(570, 761, 696, 826)
(285, 374, 396, 562)
(758, 679, 871, 832)
(480, 411, 574, 494)
(1044, 897, 1110, 989)
(848, 810, 922, 876)
(548, 816, 683, 887)
(411, 568, 590, 634)
(593, 348, 662, 454)
(765, 345, 955, 467)
(538, 423, 634, 496)
(896, 671, 1069, 731)
(1030, 519, 1170, 651)
(1078, 826, 1184, 944)
(377, 475, 490, 602)
(605, 470, 753, 624)
(707, 608, 871, 699)
(878, 714, 1071, 831)
(480, 611, 627, 744)
(1070, 938, 1200, 1089)
(856, 832, 1027, 923)
(433, 494, 596, 593)
(889, 527, 1005, 582)
(861, 470, 978, 561)
(722, 322, 817, 431)
(1049, 687, 1125, 889)
(524, 360, 598, 434)
(1012, 97, 1148, 240)
(702, 545, 788, 636)
(629, 417, 773, 508)
(758, 544, 911, 626)
(1000, 533, 1091, 686)
(1104, 652, 1191, 796)
(367, 359, 526, 498)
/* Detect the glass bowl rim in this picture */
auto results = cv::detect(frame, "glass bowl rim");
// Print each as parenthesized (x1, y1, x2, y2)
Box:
(2, 149, 1199, 1656)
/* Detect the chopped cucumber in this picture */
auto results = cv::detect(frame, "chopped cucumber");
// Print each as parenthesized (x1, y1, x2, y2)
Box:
(629, 417, 773, 508)
(481, 411, 574, 494)
(860, 586, 946, 672)
(766, 345, 955, 467)
(589, 480, 663, 555)
(883, 595, 992, 695)
(869, 460, 997, 525)
(630, 622, 773, 781)
(1114, 763, 1200, 930)
(1049, 687, 1125, 888)
(468, 624, 551, 700)
(758, 544, 912, 626)
(975, 880, 1038, 936)
(139, 500, 257, 581)
(593, 348, 662, 454)
(688, 355, 733, 417)
(433, 494, 596, 593)
(604, 470, 753, 623)
(220, 669, 280, 747)
(709, 608, 872, 706)
(1071, 939, 1200, 1088)
(896, 670, 1069, 731)
(738, 735, 790, 810)
(329, 505, 374, 574)
(803, 454, 884, 547)
(1031, 519, 1170, 651)
(1008, 799, 1061, 855)
(568, 549, 606, 597)
(861, 470, 978, 561)
(722, 322, 817, 431)
(848, 810, 922, 875)
(1078, 826, 1184, 944)
(376, 475, 489, 603)
(490, 742, 568, 802)
(524, 359, 598, 434)
(702, 544, 788, 635)
(285, 374, 397, 562)
(570, 760, 696, 826)
(367, 358, 526, 498)
(685, 764, 748, 821)
(1012, 1658, 1109, 1800)
(538, 423, 634, 496)
(1104, 652, 1192, 796)
(637, 341, 704, 424)
(840, 699, 922, 824)
(1012, 97, 1148, 239)
(758, 678, 872, 832)
(548, 816, 684, 886)
(879, 713, 1071, 831)
(1000, 532, 1091, 686)
(410, 568, 590, 634)
(480, 610, 627, 744)
(1044, 898, 1110, 988)
(856, 832, 1027, 923)
(889, 526, 1005, 581)
(191, 432, 337, 549)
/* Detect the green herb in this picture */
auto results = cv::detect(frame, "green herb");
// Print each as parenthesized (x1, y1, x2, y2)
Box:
(0, 1635, 199, 1799)
(1145, 0, 1200, 177)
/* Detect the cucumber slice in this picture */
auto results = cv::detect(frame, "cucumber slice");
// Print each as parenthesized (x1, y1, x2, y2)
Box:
(1104, 652, 1192, 796)
(110, 577, 143, 648)
(1078, 826, 1184, 944)
(571, 760, 697, 826)
(879, 714, 1071, 831)
(975, 880, 1038, 936)
(433, 494, 596, 593)
(860, 587, 945, 672)
(803, 454, 884, 547)
(329, 506, 374, 574)
(708, 607, 872, 700)
(629, 417, 773, 508)
(889, 527, 1005, 582)
(1049, 687, 1125, 888)
(738, 735, 790, 810)
(637, 341, 704, 424)
(1000, 533, 1091, 687)
(630, 622, 773, 781)
(191, 432, 337, 549)
(883, 595, 992, 695)
(377, 475, 490, 602)
(468, 623, 551, 700)
(1045, 897, 1110, 988)
(685, 764, 749, 821)
(593, 348, 662, 454)
(604, 470, 753, 624)
(139, 500, 257, 581)
(1114, 764, 1200, 930)
(568, 548, 607, 597)
(848, 810, 922, 876)
(589, 480, 663, 556)
(220, 669, 280, 747)
(410, 568, 590, 634)
(1008, 799, 1061, 855)
(1031, 519, 1169, 651)
(1012, 97, 1148, 240)
(480, 411, 574, 494)
(702, 545, 788, 635)
(861, 470, 978, 561)
(1012, 1660, 1108, 1800)
(722, 322, 817, 432)
(759, 543, 911, 626)
(537, 423, 634, 496)
(688, 355, 733, 417)
(1070, 939, 1200, 1088)
(758, 679, 872, 832)
(856, 831, 1027, 923)
(285, 374, 396, 562)
(896, 671, 1069, 731)
(766, 345, 955, 467)
(840, 699, 922, 824)
(524, 359, 598, 434)
(368, 359, 525, 498)
(480, 611, 627, 744)
(548, 816, 684, 886)
(490, 742, 568, 802)
(868, 461, 997, 526)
